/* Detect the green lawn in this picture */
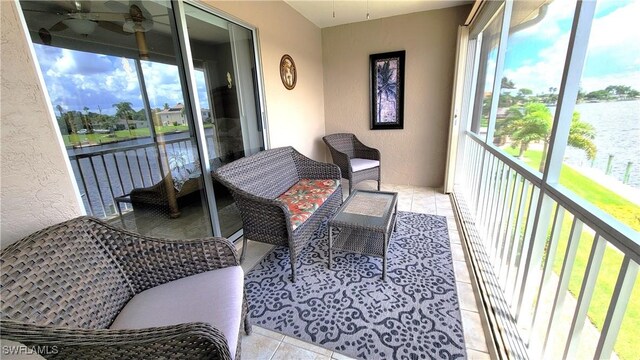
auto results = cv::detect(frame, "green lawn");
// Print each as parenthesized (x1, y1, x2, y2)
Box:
(504, 147, 639, 360)
(504, 148, 639, 231)
(63, 124, 212, 147)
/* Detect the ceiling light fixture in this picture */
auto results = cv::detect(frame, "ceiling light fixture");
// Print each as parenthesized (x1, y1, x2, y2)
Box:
(366, 0, 370, 20)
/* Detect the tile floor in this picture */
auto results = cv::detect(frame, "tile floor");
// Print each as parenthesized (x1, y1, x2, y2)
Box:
(237, 181, 492, 359)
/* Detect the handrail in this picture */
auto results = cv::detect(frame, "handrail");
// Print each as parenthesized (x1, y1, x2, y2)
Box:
(544, 185, 640, 262)
(68, 135, 205, 159)
(465, 131, 639, 260)
(466, 131, 543, 186)
(456, 133, 639, 360)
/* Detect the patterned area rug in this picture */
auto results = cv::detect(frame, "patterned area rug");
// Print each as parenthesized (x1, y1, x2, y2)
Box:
(245, 211, 466, 359)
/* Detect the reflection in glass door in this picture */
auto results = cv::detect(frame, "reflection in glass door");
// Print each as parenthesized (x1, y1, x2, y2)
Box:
(19, 0, 268, 240)
(183, 4, 265, 237)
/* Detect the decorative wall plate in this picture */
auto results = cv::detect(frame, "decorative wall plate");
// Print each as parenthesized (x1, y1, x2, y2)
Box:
(280, 54, 297, 90)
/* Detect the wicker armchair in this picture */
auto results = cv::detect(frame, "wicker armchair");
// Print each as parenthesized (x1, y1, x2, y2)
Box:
(0, 216, 251, 359)
(323, 133, 381, 194)
(212, 146, 343, 282)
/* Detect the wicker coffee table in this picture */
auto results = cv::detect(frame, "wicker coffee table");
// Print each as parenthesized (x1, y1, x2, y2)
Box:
(328, 189, 398, 280)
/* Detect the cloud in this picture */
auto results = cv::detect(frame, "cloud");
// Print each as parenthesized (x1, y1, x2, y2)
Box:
(502, 0, 639, 93)
(46, 48, 113, 76)
(503, 33, 570, 94)
(194, 70, 209, 109)
(140, 61, 185, 109)
(34, 45, 189, 114)
(580, 0, 640, 91)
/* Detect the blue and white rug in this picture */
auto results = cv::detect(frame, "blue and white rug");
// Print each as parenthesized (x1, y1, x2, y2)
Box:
(245, 211, 466, 359)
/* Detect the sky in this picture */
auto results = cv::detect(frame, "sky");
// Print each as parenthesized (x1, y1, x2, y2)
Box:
(35, 44, 209, 116)
(34, 0, 639, 115)
(501, 0, 640, 94)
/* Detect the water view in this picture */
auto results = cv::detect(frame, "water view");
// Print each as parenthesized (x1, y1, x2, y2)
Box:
(562, 100, 640, 188)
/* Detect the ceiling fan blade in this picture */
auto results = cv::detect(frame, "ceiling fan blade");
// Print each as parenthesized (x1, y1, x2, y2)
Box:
(104, 0, 130, 14)
(38, 28, 52, 45)
(67, 11, 125, 22)
(97, 21, 131, 35)
(49, 21, 69, 32)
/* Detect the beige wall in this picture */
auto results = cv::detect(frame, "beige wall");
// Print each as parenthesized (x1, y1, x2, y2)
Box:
(0, 1, 325, 246)
(1, 1, 84, 248)
(208, 0, 327, 160)
(0, 0, 465, 246)
(322, 6, 470, 187)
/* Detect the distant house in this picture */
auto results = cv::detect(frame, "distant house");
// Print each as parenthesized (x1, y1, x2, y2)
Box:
(115, 118, 146, 130)
(156, 104, 212, 126)
(157, 103, 187, 126)
(201, 108, 212, 123)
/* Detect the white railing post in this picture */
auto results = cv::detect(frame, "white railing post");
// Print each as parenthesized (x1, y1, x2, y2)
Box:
(503, 180, 529, 290)
(492, 167, 513, 260)
(542, 218, 583, 358)
(515, 194, 554, 322)
(515, 0, 597, 341)
(563, 235, 606, 359)
(529, 206, 565, 342)
(498, 174, 520, 284)
(593, 256, 639, 359)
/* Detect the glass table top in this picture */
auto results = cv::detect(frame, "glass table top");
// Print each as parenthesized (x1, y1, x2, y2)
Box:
(330, 190, 398, 230)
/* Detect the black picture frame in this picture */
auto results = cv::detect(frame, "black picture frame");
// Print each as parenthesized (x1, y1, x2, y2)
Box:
(370, 50, 405, 130)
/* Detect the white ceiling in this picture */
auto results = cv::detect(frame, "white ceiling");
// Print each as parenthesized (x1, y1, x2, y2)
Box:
(284, 0, 472, 28)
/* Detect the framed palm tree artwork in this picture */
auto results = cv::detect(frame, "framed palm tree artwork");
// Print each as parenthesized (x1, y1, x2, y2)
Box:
(370, 50, 405, 130)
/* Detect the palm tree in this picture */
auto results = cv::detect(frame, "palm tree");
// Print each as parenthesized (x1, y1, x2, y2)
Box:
(376, 61, 397, 122)
(82, 106, 92, 133)
(501, 77, 516, 89)
(56, 104, 76, 134)
(113, 101, 135, 136)
(496, 102, 596, 172)
(497, 102, 550, 158)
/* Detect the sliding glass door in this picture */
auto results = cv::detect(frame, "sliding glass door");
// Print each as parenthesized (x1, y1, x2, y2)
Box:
(182, 3, 265, 237)
(19, 0, 265, 239)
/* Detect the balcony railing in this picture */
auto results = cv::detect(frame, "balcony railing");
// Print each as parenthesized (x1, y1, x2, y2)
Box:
(68, 135, 215, 218)
(454, 132, 639, 360)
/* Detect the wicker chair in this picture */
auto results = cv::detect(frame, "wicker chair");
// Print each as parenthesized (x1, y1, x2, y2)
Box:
(212, 146, 343, 282)
(323, 133, 381, 194)
(129, 173, 202, 218)
(0, 216, 251, 360)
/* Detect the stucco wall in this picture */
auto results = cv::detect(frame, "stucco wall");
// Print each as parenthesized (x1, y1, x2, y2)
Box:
(208, 0, 327, 160)
(322, 6, 470, 187)
(0, 1, 326, 247)
(1, 1, 84, 248)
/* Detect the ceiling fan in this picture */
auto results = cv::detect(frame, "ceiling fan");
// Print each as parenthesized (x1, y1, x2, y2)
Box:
(24, 1, 164, 59)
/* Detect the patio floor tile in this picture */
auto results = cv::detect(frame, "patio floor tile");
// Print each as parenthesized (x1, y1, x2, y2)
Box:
(270, 342, 332, 360)
(239, 184, 489, 359)
(241, 332, 280, 360)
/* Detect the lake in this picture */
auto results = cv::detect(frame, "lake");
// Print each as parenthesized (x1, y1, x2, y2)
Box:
(558, 100, 640, 188)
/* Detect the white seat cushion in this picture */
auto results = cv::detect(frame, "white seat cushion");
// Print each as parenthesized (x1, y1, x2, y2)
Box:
(350, 158, 380, 172)
(109, 266, 244, 359)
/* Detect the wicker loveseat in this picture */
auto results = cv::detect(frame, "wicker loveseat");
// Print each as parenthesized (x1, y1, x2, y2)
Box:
(323, 133, 381, 194)
(213, 146, 343, 282)
(0, 216, 250, 359)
